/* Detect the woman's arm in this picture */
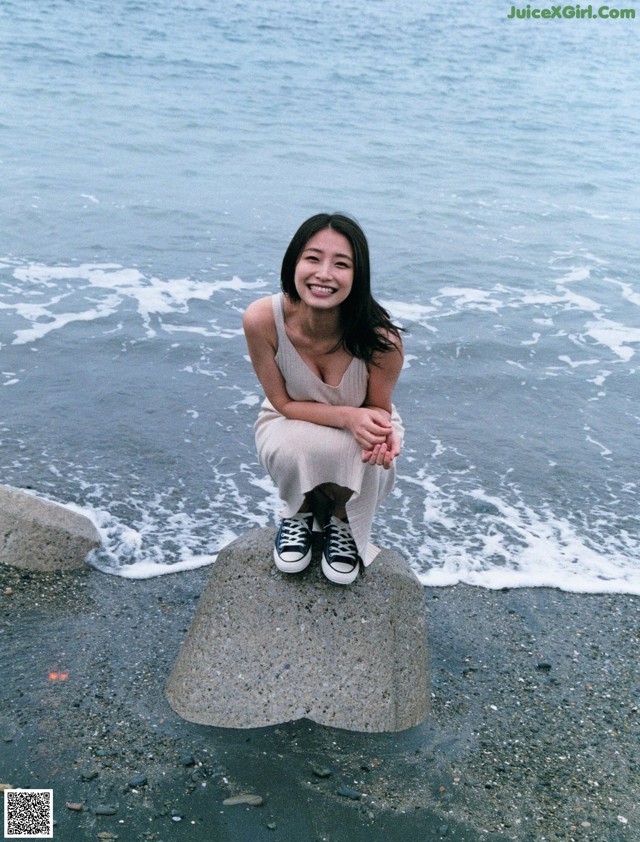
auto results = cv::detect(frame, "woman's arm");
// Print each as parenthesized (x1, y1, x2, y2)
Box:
(242, 298, 393, 450)
(361, 331, 404, 469)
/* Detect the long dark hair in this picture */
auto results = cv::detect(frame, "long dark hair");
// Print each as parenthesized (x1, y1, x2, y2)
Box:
(280, 213, 403, 363)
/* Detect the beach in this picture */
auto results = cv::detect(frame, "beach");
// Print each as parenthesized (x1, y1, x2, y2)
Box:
(1, 556, 637, 842)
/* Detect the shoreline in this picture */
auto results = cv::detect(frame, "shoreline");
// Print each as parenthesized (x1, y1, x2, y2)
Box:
(0, 558, 637, 841)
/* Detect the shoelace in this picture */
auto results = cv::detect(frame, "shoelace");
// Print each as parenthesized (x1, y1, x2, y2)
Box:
(279, 516, 311, 548)
(326, 520, 358, 560)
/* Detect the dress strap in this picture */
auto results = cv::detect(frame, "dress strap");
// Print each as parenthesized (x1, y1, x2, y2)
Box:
(271, 293, 287, 347)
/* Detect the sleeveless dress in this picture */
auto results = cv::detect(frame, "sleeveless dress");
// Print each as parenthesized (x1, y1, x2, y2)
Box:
(254, 293, 404, 566)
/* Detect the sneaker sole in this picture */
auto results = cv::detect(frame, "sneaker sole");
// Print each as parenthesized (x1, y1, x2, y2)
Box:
(321, 553, 359, 585)
(274, 546, 312, 574)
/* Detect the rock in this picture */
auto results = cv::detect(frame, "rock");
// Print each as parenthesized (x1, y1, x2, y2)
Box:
(127, 774, 147, 788)
(166, 527, 429, 733)
(337, 786, 362, 800)
(94, 804, 118, 816)
(0, 485, 100, 571)
(222, 794, 264, 806)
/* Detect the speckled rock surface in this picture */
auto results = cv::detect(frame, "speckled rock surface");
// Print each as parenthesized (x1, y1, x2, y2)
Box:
(0, 484, 101, 571)
(166, 527, 429, 733)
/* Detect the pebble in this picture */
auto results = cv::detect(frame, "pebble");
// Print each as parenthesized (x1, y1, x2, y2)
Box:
(80, 770, 99, 782)
(128, 774, 148, 788)
(223, 794, 264, 806)
(95, 805, 118, 816)
(66, 802, 83, 811)
(337, 786, 362, 801)
(179, 754, 196, 767)
(311, 765, 332, 779)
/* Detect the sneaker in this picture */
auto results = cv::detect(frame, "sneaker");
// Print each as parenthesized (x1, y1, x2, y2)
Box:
(321, 517, 360, 585)
(274, 512, 314, 573)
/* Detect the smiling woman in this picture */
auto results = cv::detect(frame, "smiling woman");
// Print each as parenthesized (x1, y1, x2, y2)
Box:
(243, 213, 404, 585)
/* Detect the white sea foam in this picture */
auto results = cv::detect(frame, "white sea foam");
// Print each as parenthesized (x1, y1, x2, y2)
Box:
(3, 261, 265, 344)
(56, 462, 279, 580)
(558, 356, 600, 368)
(554, 266, 591, 283)
(17, 466, 640, 592)
(609, 279, 640, 308)
(585, 318, 640, 362)
(12, 295, 122, 345)
(410, 484, 640, 595)
(380, 298, 438, 329)
(436, 286, 505, 313)
(67, 501, 237, 579)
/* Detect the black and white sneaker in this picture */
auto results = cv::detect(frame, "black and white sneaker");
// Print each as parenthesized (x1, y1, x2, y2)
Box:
(274, 512, 314, 573)
(321, 517, 360, 585)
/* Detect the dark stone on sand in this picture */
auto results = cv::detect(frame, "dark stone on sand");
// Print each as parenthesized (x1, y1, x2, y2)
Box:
(166, 528, 429, 733)
(94, 804, 118, 816)
(223, 794, 264, 806)
(128, 774, 148, 788)
(337, 786, 362, 800)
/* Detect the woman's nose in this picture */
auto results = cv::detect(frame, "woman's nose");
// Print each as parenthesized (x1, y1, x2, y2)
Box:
(315, 261, 332, 279)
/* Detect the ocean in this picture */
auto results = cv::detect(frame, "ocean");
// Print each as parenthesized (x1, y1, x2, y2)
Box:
(1, 0, 639, 592)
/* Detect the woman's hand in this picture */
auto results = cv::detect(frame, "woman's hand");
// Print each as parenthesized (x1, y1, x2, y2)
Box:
(346, 407, 393, 451)
(361, 429, 401, 470)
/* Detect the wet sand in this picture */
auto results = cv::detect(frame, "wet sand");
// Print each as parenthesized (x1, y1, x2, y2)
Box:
(0, 558, 637, 841)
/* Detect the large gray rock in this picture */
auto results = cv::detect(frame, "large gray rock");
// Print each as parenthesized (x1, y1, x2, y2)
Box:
(0, 484, 101, 571)
(166, 528, 429, 733)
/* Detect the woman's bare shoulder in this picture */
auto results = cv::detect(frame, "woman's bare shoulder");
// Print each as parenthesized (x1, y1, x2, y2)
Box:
(376, 326, 404, 355)
(243, 295, 275, 333)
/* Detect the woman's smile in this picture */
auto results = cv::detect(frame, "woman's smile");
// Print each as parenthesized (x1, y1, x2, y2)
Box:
(307, 283, 338, 296)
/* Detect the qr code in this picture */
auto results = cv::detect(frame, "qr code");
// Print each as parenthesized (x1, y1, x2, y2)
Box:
(4, 789, 53, 839)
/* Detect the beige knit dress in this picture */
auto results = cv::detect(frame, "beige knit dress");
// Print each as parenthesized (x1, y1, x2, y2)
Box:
(255, 293, 404, 566)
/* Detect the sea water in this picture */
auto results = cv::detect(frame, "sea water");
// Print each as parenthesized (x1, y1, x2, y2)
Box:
(1, 0, 639, 592)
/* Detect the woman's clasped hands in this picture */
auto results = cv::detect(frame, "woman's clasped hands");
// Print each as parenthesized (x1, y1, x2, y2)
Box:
(347, 407, 400, 470)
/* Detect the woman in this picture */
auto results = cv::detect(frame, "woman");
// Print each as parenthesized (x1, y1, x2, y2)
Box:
(243, 213, 404, 585)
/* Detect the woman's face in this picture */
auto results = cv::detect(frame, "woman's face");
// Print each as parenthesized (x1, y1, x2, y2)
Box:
(293, 227, 354, 310)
